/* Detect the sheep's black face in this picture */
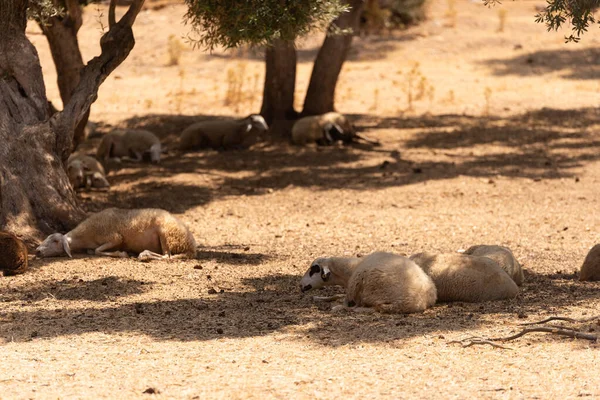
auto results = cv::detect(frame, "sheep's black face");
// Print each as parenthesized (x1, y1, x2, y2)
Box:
(299, 259, 331, 292)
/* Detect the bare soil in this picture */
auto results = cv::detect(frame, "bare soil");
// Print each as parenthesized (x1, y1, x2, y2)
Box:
(2, 0, 600, 398)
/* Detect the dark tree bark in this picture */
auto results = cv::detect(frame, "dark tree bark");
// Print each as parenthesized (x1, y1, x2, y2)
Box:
(40, 0, 89, 151)
(0, 0, 144, 244)
(302, 0, 365, 116)
(260, 38, 298, 136)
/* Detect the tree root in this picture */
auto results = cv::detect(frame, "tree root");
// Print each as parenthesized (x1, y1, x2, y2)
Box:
(449, 315, 599, 349)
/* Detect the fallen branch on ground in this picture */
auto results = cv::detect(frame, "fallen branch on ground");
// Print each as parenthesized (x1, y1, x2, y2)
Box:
(449, 315, 599, 349)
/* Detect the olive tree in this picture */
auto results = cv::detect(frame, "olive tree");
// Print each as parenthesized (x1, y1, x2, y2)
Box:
(0, 0, 356, 242)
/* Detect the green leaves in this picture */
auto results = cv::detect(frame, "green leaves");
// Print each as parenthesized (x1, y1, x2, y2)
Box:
(183, 0, 349, 50)
(533, 0, 599, 42)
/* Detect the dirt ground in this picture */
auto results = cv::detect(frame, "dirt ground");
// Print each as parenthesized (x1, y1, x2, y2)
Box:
(2, 0, 600, 398)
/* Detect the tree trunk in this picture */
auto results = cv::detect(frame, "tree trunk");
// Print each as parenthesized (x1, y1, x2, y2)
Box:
(302, 0, 365, 116)
(260, 39, 298, 136)
(40, 0, 89, 151)
(0, 0, 144, 244)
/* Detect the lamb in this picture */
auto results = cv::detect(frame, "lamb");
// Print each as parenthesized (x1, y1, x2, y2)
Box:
(179, 114, 269, 151)
(463, 244, 524, 286)
(67, 154, 110, 190)
(0, 231, 28, 276)
(35, 208, 197, 261)
(291, 112, 379, 146)
(96, 129, 162, 169)
(300, 251, 437, 314)
(409, 252, 519, 303)
(580, 244, 600, 281)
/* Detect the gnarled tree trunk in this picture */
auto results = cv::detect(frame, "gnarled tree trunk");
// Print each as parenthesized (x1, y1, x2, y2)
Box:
(40, 0, 89, 151)
(302, 0, 365, 116)
(260, 38, 298, 137)
(0, 0, 144, 245)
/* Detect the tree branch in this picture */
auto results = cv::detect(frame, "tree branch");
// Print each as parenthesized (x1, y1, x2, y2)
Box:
(53, 0, 145, 159)
(520, 315, 600, 326)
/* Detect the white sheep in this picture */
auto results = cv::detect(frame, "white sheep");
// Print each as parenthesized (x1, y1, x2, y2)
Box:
(409, 252, 519, 303)
(291, 112, 379, 146)
(35, 208, 196, 261)
(300, 251, 437, 314)
(0, 231, 28, 276)
(67, 154, 110, 190)
(580, 244, 600, 281)
(179, 114, 269, 151)
(96, 129, 162, 168)
(463, 244, 524, 286)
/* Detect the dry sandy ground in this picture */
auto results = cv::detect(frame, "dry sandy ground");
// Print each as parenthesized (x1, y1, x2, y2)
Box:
(2, 0, 600, 398)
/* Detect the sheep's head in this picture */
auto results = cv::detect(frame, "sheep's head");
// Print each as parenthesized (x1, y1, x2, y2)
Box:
(67, 160, 85, 188)
(36, 233, 72, 258)
(300, 258, 332, 292)
(245, 114, 269, 135)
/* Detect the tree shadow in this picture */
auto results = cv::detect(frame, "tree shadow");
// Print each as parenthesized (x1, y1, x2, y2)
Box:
(73, 107, 600, 215)
(0, 276, 151, 303)
(480, 48, 600, 80)
(2, 271, 598, 345)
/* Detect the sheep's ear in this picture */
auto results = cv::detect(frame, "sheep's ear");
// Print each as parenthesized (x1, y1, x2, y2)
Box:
(321, 266, 331, 281)
(61, 236, 72, 258)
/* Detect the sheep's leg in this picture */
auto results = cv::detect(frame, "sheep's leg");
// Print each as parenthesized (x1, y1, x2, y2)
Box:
(352, 307, 376, 314)
(94, 239, 128, 258)
(138, 250, 166, 261)
(121, 151, 143, 163)
(149, 143, 161, 163)
(313, 294, 346, 302)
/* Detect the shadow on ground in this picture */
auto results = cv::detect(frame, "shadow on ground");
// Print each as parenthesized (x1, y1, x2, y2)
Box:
(74, 107, 600, 214)
(1, 271, 598, 346)
(481, 48, 600, 80)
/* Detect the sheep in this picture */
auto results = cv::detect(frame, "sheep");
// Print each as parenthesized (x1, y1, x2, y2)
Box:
(291, 112, 380, 146)
(67, 154, 110, 190)
(96, 129, 162, 169)
(463, 244, 524, 286)
(409, 252, 519, 303)
(35, 208, 196, 261)
(179, 114, 269, 151)
(0, 231, 28, 276)
(580, 244, 600, 281)
(300, 251, 437, 314)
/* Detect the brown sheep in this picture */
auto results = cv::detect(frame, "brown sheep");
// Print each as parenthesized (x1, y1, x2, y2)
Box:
(0, 231, 28, 276)
(580, 244, 600, 281)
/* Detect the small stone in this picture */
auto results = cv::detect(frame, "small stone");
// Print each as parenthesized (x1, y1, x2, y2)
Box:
(216, 328, 224, 334)
(208, 288, 217, 295)
(412, 167, 423, 174)
(143, 388, 159, 394)
(193, 265, 203, 270)
(517, 312, 528, 319)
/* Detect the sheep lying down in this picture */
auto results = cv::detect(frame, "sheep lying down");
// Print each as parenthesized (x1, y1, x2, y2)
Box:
(300, 251, 437, 314)
(36, 208, 196, 261)
(409, 252, 519, 303)
(580, 244, 600, 281)
(0, 231, 29, 276)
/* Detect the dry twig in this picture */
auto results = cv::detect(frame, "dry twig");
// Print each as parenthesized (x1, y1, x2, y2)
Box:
(449, 315, 599, 349)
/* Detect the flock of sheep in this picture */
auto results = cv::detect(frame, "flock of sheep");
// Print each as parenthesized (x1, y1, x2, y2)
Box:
(1, 110, 599, 314)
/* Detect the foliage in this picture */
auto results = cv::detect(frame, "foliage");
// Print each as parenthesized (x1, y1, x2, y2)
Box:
(183, 0, 349, 50)
(27, 0, 64, 24)
(485, 0, 600, 42)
